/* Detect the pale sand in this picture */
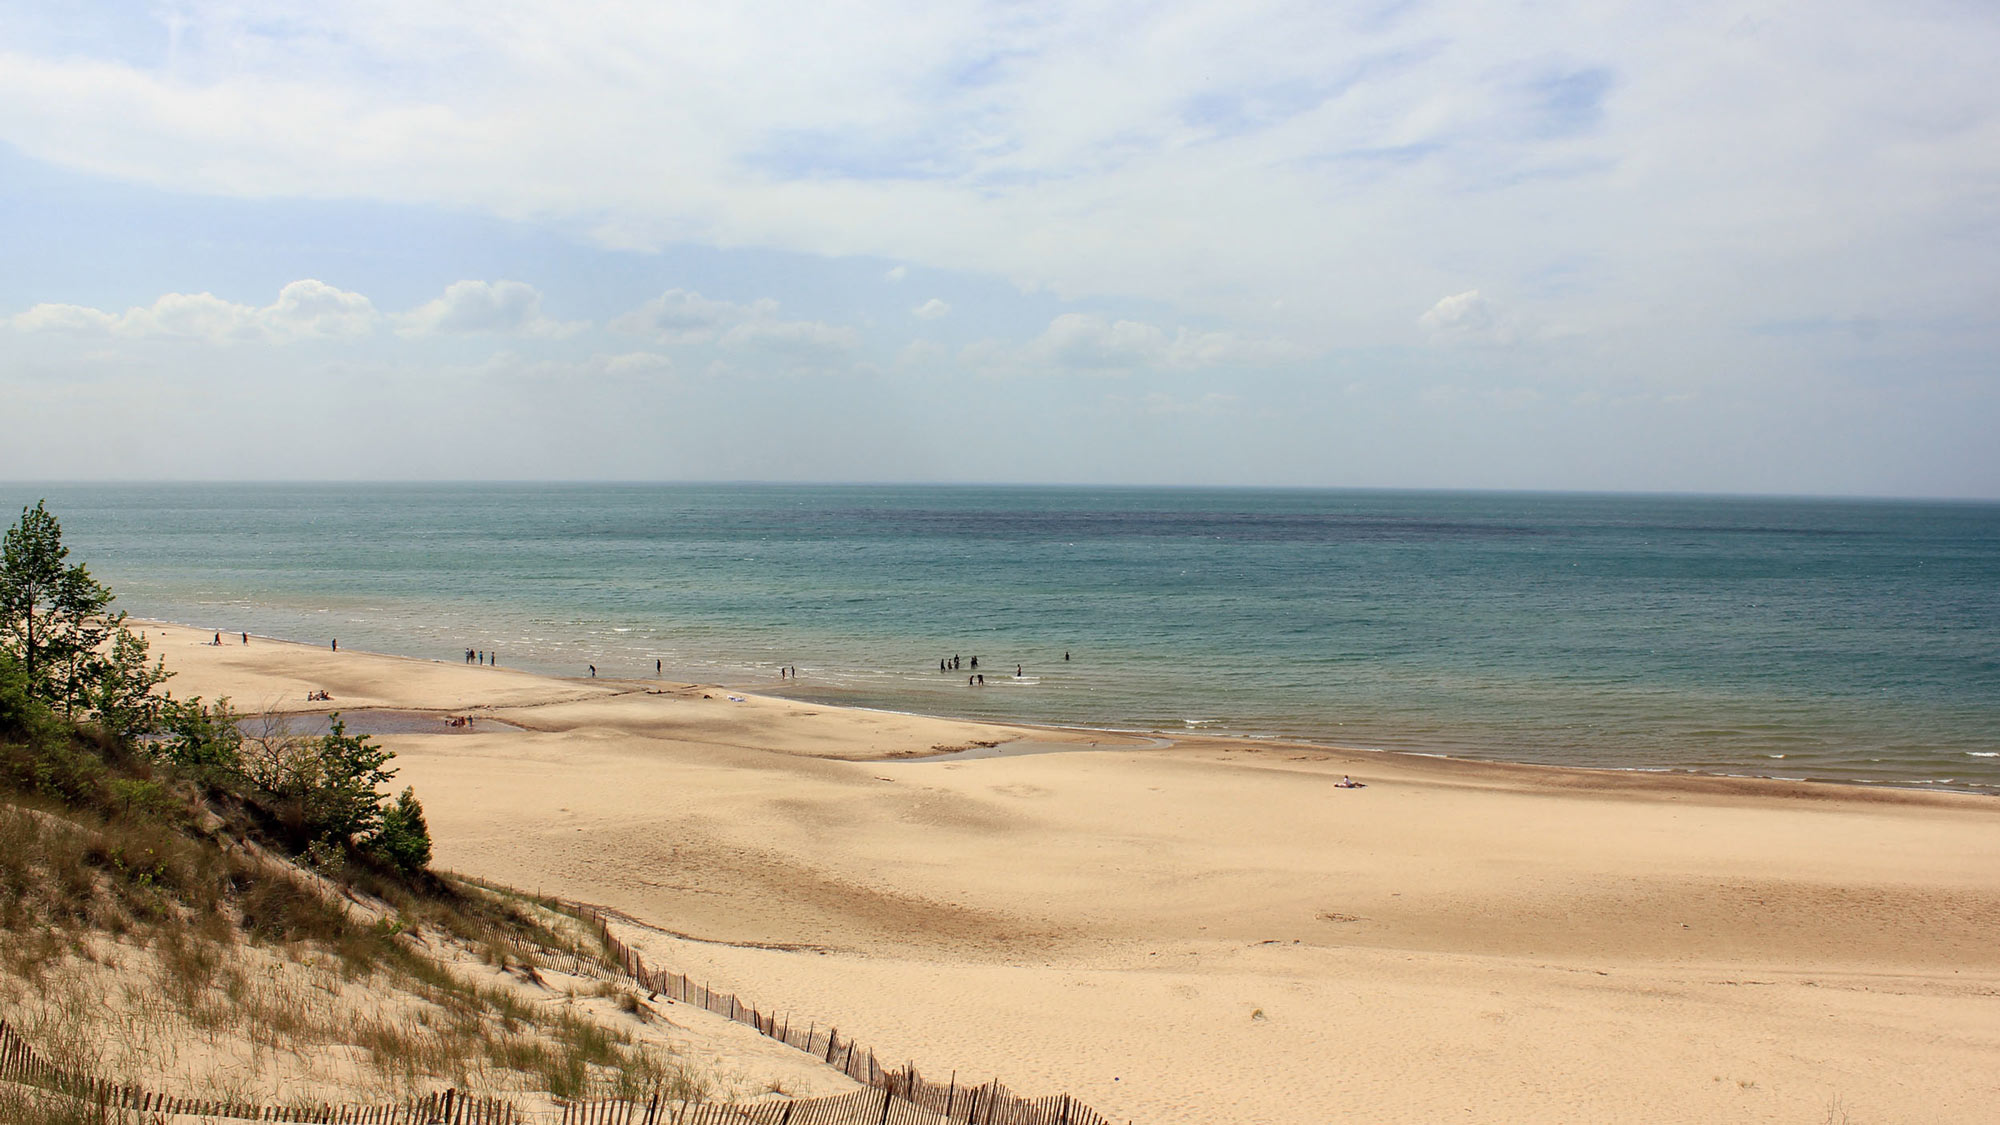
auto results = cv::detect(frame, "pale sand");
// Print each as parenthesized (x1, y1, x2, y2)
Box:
(144, 623, 2000, 1123)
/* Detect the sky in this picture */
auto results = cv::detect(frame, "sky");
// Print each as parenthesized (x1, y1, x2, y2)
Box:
(2, 1, 1996, 497)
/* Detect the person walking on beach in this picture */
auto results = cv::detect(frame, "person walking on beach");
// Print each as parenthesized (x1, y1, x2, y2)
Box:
(242, 632, 248, 645)
(657, 659, 662, 675)
(589, 664, 596, 677)
(331, 639, 337, 652)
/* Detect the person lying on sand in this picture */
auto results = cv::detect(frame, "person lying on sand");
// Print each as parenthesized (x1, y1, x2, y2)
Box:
(1335, 775, 1364, 788)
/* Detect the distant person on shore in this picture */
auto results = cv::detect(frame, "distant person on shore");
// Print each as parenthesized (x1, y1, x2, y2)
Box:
(1336, 775, 1363, 789)
(977, 674, 985, 685)
(241, 632, 248, 644)
(970, 656, 978, 670)
(589, 664, 596, 677)
(213, 632, 221, 646)
(1065, 651, 1070, 661)
(657, 659, 662, 675)
(331, 639, 337, 653)
(1016, 664, 1023, 677)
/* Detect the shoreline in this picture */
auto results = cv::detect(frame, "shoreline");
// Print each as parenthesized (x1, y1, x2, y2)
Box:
(132, 616, 2000, 1123)
(133, 617, 1997, 804)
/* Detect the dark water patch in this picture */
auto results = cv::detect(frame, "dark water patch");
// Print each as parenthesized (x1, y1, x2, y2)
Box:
(237, 710, 524, 737)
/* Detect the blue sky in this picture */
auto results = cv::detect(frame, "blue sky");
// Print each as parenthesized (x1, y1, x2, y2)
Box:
(3, 0, 1996, 496)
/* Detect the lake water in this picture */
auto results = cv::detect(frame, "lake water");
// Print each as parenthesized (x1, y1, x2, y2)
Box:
(6, 483, 1996, 792)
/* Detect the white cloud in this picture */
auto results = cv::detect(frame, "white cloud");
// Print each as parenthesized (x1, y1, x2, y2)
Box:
(396, 280, 581, 337)
(613, 289, 857, 362)
(12, 304, 117, 334)
(1418, 289, 1579, 346)
(10, 280, 378, 343)
(264, 280, 379, 339)
(884, 266, 907, 283)
(0, 1, 1992, 372)
(611, 289, 776, 343)
(912, 298, 950, 319)
(1418, 290, 1499, 339)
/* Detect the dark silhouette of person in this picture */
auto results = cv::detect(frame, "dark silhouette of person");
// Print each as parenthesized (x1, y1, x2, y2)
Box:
(589, 664, 596, 677)
(657, 659, 663, 675)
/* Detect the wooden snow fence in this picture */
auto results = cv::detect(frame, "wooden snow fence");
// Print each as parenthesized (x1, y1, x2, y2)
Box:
(573, 908, 1118, 1125)
(2, 906, 1127, 1125)
(1, 1019, 520, 1122)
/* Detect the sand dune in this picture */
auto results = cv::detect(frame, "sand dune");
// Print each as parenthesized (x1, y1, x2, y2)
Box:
(145, 623, 2000, 1123)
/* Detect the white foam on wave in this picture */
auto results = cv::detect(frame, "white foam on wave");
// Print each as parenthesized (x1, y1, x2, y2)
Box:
(1968, 752, 1999, 758)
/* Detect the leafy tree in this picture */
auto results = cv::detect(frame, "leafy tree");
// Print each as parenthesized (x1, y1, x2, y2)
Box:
(0, 500, 167, 724)
(240, 714, 397, 848)
(151, 696, 247, 785)
(86, 625, 173, 739)
(368, 787, 433, 873)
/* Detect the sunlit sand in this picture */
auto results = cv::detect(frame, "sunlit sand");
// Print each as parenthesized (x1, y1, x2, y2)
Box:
(149, 622, 2000, 1124)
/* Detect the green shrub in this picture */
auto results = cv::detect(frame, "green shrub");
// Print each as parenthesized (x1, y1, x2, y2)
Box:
(369, 787, 433, 874)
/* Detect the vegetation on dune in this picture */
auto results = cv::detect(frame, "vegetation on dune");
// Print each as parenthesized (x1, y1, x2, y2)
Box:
(0, 501, 712, 1116)
(1, 498, 429, 871)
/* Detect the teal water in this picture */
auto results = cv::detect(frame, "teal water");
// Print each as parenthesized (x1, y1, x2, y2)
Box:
(5, 483, 1997, 792)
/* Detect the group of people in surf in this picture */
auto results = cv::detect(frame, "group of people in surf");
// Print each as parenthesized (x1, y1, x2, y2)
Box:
(941, 650, 1070, 686)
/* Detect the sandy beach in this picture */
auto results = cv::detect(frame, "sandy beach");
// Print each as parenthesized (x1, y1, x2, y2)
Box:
(145, 622, 2000, 1124)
